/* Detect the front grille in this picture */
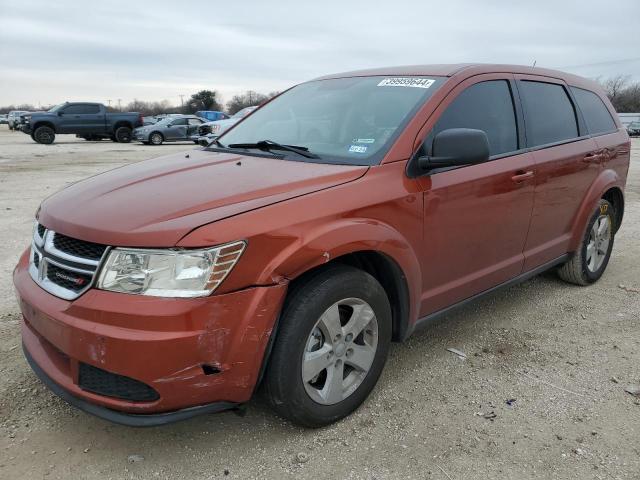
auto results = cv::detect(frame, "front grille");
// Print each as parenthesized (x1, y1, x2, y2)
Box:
(46, 263, 92, 292)
(53, 233, 107, 261)
(78, 363, 160, 402)
(29, 223, 109, 300)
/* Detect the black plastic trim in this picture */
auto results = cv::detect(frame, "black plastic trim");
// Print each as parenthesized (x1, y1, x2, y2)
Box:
(406, 254, 569, 339)
(23, 345, 239, 427)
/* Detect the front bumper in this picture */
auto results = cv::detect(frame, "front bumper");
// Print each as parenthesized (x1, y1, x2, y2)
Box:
(14, 250, 287, 423)
(133, 130, 150, 141)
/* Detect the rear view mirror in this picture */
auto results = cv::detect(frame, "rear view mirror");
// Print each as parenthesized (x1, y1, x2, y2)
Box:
(418, 128, 490, 171)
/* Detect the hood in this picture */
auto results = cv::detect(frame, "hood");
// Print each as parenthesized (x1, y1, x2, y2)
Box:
(38, 149, 368, 247)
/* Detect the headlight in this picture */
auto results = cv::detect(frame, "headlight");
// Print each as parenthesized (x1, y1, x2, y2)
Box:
(97, 241, 246, 297)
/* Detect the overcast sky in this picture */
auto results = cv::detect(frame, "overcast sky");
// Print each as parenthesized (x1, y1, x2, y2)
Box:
(1, 0, 639, 108)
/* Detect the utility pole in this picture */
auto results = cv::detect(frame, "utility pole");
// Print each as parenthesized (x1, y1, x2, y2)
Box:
(107, 99, 112, 108)
(117, 99, 122, 111)
(179, 94, 185, 107)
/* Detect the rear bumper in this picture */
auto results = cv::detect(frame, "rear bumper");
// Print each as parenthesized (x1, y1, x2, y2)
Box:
(14, 249, 287, 422)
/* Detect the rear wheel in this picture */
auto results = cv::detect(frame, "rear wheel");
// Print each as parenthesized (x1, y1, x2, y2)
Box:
(33, 126, 55, 144)
(264, 265, 391, 427)
(558, 199, 615, 285)
(114, 126, 132, 143)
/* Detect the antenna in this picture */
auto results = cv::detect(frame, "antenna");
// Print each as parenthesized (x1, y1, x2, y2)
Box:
(532, 60, 537, 67)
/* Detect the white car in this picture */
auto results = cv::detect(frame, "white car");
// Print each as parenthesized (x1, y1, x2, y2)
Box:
(192, 106, 258, 143)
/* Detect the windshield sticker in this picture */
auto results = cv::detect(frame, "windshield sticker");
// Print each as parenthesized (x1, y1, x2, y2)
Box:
(353, 138, 375, 144)
(377, 77, 435, 89)
(348, 145, 368, 154)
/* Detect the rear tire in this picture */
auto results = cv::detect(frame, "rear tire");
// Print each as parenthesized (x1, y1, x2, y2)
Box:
(558, 199, 615, 285)
(114, 126, 132, 143)
(263, 265, 391, 427)
(33, 126, 55, 144)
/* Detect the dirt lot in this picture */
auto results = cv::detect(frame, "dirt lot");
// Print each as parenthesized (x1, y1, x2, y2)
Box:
(0, 127, 638, 480)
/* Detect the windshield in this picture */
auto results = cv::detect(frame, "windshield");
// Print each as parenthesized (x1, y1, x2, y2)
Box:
(48, 103, 66, 113)
(218, 76, 445, 165)
(233, 107, 256, 118)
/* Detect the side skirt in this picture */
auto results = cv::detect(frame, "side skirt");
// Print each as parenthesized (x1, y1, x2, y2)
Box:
(407, 254, 569, 338)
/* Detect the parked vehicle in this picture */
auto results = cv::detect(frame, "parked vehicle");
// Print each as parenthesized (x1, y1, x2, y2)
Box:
(627, 121, 640, 137)
(0, 114, 8, 125)
(8, 110, 29, 130)
(195, 110, 229, 122)
(20, 103, 142, 144)
(133, 115, 205, 145)
(191, 106, 258, 143)
(14, 64, 629, 427)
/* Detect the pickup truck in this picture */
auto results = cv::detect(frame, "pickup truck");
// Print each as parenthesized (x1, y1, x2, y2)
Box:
(21, 102, 143, 144)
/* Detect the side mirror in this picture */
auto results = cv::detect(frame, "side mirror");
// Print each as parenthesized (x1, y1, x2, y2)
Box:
(417, 128, 490, 171)
(57, 111, 63, 116)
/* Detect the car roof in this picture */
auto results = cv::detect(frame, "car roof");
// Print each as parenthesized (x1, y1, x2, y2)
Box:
(313, 63, 597, 89)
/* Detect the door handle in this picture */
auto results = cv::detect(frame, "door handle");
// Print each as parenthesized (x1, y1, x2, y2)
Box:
(582, 152, 601, 163)
(511, 170, 535, 183)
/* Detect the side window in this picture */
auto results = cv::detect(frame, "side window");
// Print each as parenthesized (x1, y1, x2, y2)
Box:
(433, 80, 518, 157)
(63, 104, 100, 114)
(171, 118, 188, 126)
(188, 118, 202, 126)
(519, 81, 578, 147)
(570, 87, 617, 135)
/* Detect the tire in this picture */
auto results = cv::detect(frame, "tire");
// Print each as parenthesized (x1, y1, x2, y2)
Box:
(33, 126, 55, 144)
(114, 126, 132, 143)
(149, 132, 163, 145)
(263, 265, 391, 427)
(558, 199, 616, 285)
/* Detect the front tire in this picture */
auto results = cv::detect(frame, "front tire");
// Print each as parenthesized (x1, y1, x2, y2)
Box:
(33, 126, 55, 144)
(149, 132, 163, 145)
(264, 265, 391, 427)
(558, 199, 616, 285)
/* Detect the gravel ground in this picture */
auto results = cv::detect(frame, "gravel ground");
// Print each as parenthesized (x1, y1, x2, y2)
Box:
(0, 127, 638, 480)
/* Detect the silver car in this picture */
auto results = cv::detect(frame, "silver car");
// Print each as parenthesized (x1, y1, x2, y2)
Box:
(133, 115, 205, 145)
(8, 110, 29, 130)
(190, 106, 258, 143)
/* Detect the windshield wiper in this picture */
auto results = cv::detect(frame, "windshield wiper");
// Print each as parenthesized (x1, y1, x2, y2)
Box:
(227, 139, 320, 159)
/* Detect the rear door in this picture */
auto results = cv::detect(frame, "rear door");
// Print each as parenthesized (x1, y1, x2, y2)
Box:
(516, 76, 600, 271)
(415, 75, 536, 316)
(58, 104, 103, 134)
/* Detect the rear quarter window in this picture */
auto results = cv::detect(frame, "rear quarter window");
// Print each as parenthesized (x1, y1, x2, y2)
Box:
(570, 87, 617, 135)
(519, 81, 579, 147)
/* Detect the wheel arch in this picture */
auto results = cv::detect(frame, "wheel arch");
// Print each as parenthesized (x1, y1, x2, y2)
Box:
(256, 219, 422, 343)
(113, 121, 133, 131)
(569, 169, 624, 251)
(33, 121, 56, 133)
(601, 186, 624, 233)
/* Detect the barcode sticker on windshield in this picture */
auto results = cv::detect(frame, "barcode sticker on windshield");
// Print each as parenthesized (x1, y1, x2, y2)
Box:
(377, 77, 435, 89)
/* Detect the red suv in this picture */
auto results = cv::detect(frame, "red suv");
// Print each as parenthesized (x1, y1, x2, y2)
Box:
(14, 64, 629, 427)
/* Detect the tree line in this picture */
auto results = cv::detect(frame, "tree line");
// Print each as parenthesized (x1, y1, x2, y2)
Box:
(2, 77, 640, 115)
(0, 90, 279, 116)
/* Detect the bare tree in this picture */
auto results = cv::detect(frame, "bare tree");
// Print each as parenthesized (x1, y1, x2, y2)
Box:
(226, 90, 278, 115)
(599, 75, 640, 112)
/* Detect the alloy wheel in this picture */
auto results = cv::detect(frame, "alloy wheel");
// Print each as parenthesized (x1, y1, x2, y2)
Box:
(586, 214, 611, 272)
(302, 298, 378, 405)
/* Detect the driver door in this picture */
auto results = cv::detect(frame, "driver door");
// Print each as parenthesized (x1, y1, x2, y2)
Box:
(415, 75, 537, 316)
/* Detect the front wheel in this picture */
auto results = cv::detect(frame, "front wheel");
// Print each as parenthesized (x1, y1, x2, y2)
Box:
(263, 265, 391, 427)
(33, 126, 55, 144)
(149, 132, 163, 145)
(558, 199, 616, 285)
